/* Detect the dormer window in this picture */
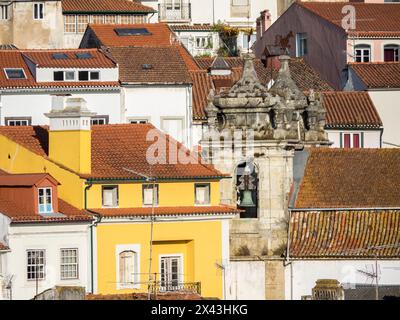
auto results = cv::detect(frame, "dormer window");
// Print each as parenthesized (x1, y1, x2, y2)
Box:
(53, 71, 76, 81)
(4, 68, 27, 79)
(38, 187, 53, 214)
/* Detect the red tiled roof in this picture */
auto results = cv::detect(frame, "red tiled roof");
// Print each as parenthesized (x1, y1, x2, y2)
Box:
(289, 210, 400, 258)
(62, 0, 155, 13)
(295, 148, 400, 209)
(298, 2, 400, 37)
(84, 23, 200, 71)
(0, 124, 226, 180)
(22, 49, 116, 68)
(349, 62, 400, 89)
(0, 196, 92, 224)
(93, 205, 240, 218)
(190, 70, 214, 121)
(0, 242, 9, 251)
(171, 24, 213, 31)
(0, 173, 59, 187)
(107, 46, 192, 84)
(323, 91, 382, 129)
(0, 50, 119, 89)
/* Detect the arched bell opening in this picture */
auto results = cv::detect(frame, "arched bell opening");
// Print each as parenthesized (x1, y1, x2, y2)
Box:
(235, 161, 259, 219)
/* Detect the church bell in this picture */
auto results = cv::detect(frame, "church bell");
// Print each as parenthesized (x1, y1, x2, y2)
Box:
(240, 190, 256, 207)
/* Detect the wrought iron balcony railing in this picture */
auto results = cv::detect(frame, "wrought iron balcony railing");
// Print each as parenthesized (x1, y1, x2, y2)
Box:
(150, 281, 201, 295)
(158, 3, 191, 22)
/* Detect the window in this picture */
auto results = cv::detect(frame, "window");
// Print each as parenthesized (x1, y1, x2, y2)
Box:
(4, 68, 26, 79)
(0, 5, 9, 20)
(64, 15, 76, 33)
(5, 117, 31, 126)
(78, 71, 89, 81)
(102, 186, 118, 207)
(142, 184, 159, 206)
(90, 71, 100, 80)
(160, 255, 182, 291)
(104, 15, 118, 24)
(195, 36, 212, 49)
(230, 0, 250, 18)
(65, 71, 75, 81)
(384, 45, 399, 62)
(77, 15, 89, 33)
(128, 118, 149, 124)
(54, 71, 64, 81)
(38, 187, 53, 213)
(354, 44, 371, 62)
(341, 132, 363, 148)
(53, 71, 75, 81)
(115, 28, 151, 36)
(161, 117, 184, 143)
(296, 33, 308, 57)
(92, 15, 104, 24)
(27, 250, 45, 280)
(33, 3, 44, 20)
(119, 251, 137, 285)
(195, 183, 210, 205)
(60, 249, 79, 280)
(91, 116, 109, 125)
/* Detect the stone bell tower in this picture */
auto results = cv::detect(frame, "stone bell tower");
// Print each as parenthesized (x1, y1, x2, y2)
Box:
(201, 53, 330, 299)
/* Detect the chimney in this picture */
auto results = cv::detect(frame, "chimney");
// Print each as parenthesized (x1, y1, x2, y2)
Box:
(256, 17, 262, 41)
(260, 10, 271, 33)
(45, 98, 96, 175)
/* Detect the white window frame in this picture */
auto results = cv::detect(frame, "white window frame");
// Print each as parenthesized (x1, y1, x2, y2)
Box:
(91, 116, 109, 125)
(4, 68, 27, 79)
(0, 5, 9, 20)
(159, 254, 184, 292)
(116, 244, 141, 290)
(5, 118, 31, 126)
(38, 187, 53, 214)
(341, 132, 363, 148)
(102, 185, 119, 208)
(354, 44, 371, 62)
(195, 183, 211, 206)
(27, 249, 46, 281)
(296, 32, 308, 57)
(127, 117, 150, 124)
(89, 71, 100, 81)
(383, 44, 400, 62)
(33, 2, 44, 20)
(142, 184, 159, 207)
(60, 248, 79, 280)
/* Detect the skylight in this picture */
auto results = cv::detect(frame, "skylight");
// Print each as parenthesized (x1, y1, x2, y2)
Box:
(115, 28, 151, 36)
(142, 64, 153, 70)
(52, 53, 68, 60)
(4, 68, 26, 79)
(75, 52, 93, 59)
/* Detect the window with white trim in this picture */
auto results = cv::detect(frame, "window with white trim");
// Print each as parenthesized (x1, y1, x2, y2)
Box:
(53, 71, 76, 81)
(102, 186, 118, 207)
(341, 132, 363, 149)
(91, 116, 109, 125)
(77, 14, 89, 33)
(27, 249, 45, 280)
(195, 36, 212, 49)
(60, 248, 79, 280)
(5, 117, 31, 126)
(38, 187, 53, 214)
(64, 15, 76, 33)
(384, 44, 399, 62)
(354, 44, 371, 62)
(195, 183, 210, 205)
(128, 118, 149, 124)
(142, 184, 159, 206)
(119, 251, 137, 286)
(4, 68, 26, 79)
(33, 3, 44, 20)
(296, 33, 308, 57)
(0, 5, 9, 20)
(160, 255, 183, 291)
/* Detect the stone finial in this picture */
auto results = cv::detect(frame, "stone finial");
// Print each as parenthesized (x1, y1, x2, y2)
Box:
(312, 279, 344, 300)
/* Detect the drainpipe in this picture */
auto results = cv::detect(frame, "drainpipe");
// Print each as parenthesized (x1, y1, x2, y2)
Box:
(84, 182, 102, 294)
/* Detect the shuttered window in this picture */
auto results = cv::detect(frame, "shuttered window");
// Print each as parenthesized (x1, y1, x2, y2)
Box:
(102, 186, 118, 207)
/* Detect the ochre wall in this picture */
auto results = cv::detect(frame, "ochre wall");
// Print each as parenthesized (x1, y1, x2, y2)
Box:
(96, 219, 224, 299)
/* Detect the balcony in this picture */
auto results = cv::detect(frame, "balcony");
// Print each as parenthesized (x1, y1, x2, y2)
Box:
(151, 281, 201, 295)
(158, 3, 191, 22)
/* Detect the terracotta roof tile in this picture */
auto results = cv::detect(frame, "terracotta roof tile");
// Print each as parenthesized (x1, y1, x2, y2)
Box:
(295, 148, 400, 209)
(171, 24, 213, 31)
(0, 173, 58, 187)
(107, 46, 192, 84)
(85, 23, 199, 70)
(323, 91, 382, 128)
(289, 210, 400, 258)
(350, 62, 400, 89)
(22, 49, 116, 68)
(190, 70, 214, 121)
(94, 205, 240, 218)
(298, 2, 400, 37)
(0, 124, 226, 180)
(62, 0, 155, 13)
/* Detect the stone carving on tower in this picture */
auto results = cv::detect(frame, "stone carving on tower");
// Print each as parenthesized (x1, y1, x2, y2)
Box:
(201, 53, 330, 299)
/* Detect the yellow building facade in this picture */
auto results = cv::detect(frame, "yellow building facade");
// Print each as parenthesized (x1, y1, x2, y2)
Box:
(0, 101, 237, 299)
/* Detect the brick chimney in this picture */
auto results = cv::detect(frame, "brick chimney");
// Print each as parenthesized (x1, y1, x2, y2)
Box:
(260, 10, 271, 33)
(256, 17, 262, 41)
